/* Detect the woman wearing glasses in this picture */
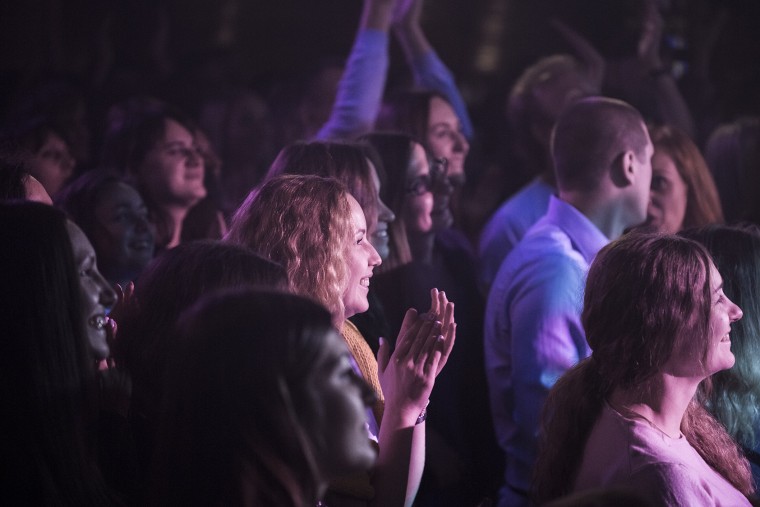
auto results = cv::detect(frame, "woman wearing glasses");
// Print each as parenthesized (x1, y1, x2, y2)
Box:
(361, 131, 497, 506)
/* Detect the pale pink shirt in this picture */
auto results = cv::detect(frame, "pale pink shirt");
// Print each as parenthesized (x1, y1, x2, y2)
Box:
(574, 403, 751, 506)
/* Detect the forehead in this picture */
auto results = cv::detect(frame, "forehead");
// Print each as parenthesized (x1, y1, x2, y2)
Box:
(408, 143, 429, 177)
(95, 182, 145, 208)
(427, 96, 457, 125)
(347, 194, 366, 228)
(312, 329, 350, 373)
(65, 220, 94, 261)
(709, 261, 722, 291)
(163, 118, 194, 143)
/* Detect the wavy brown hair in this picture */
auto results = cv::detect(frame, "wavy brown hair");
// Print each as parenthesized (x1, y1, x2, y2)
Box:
(534, 233, 754, 504)
(226, 175, 353, 325)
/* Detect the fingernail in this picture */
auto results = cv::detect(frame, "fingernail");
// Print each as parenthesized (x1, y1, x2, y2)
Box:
(437, 335, 444, 342)
(379, 337, 385, 346)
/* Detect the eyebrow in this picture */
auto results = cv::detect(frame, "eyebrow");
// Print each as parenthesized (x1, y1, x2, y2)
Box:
(713, 281, 724, 294)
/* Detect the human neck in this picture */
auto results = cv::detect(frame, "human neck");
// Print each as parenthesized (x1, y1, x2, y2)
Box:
(609, 375, 700, 439)
(161, 204, 189, 248)
(559, 190, 630, 240)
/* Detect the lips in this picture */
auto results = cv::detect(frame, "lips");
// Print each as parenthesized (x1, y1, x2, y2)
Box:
(360, 277, 370, 288)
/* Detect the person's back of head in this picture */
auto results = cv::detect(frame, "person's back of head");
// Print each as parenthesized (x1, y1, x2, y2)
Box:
(552, 97, 650, 193)
(508, 55, 600, 180)
(704, 117, 760, 224)
(116, 240, 287, 423)
(266, 141, 379, 232)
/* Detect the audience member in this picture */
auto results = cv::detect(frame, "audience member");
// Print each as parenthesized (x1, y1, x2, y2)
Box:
(149, 289, 378, 506)
(534, 233, 753, 505)
(5, 118, 76, 197)
(101, 100, 206, 249)
(115, 240, 286, 495)
(265, 140, 396, 352)
(57, 171, 156, 289)
(226, 174, 456, 507)
(704, 116, 760, 225)
(638, 124, 722, 234)
(485, 97, 652, 507)
(0, 159, 53, 204)
(478, 53, 599, 293)
(362, 131, 499, 505)
(681, 224, 760, 488)
(0, 202, 117, 505)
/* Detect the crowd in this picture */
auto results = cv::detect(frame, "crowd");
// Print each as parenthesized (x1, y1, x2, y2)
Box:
(2, 0, 760, 505)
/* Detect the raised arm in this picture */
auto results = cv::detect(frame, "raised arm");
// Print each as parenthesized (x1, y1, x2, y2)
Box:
(391, 0, 474, 140)
(315, 0, 397, 141)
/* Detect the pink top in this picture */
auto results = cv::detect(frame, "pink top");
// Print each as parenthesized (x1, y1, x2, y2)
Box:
(573, 403, 751, 506)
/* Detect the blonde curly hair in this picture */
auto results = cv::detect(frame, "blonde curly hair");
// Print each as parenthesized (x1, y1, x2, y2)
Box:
(225, 175, 352, 325)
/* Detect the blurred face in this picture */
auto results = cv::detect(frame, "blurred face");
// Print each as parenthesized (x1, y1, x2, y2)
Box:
(645, 150, 688, 234)
(66, 221, 118, 360)
(666, 263, 742, 378)
(343, 195, 381, 319)
(303, 330, 377, 479)
(139, 119, 207, 207)
(403, 143, 435, 235)
(92, 182, 156, 283)
(530, 67, 598, 149)
(427, 96, 469, 181)
(367, 159, 395, 261)
(27, 132, 75, 196)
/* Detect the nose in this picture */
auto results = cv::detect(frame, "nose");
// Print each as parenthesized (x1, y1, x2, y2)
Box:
(185, 148, 202, 167)
(378, 198, 395, 224)
(369, 242, 382, 268)
(96, 271, 118, 308)
(453, 131, 469, 154)
(730, 300, 743, 323)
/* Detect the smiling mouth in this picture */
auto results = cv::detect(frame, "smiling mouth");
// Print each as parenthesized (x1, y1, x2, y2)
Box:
(373, 229, 388, 239)
(89, 314, 108, 331)
(360, 277, 370, 288)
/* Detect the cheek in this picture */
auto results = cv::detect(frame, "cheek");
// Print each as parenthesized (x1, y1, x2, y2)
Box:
(426, 135, 448, 159)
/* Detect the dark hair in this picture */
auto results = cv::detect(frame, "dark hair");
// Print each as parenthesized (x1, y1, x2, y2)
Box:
(0, 159, 29, 200)
(149, 289, 333, 506)
(266, 141, 380, 232)
(534, 233, 753, 502)
(0, 201, 112, 505)
(551, 97, 649, 192)
(378, 90, 450, 145)
(101, 98, 198, 246)
(359, 132, 419, 269)
(116, 241, 287, 425)
(681, 225, 760, 449)
(704, 117, 760, 224)
(56, 169, 125, 240)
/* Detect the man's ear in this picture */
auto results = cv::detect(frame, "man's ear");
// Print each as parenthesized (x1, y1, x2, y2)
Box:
(610, 150, 635, 188)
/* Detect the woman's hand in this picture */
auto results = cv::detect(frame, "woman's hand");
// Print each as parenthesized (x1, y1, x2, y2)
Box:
(377, 288, 456, 423)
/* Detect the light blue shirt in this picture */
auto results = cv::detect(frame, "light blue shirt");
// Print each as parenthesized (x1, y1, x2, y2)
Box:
(484, 196, 608, 506)
(478, 178, 555, 294)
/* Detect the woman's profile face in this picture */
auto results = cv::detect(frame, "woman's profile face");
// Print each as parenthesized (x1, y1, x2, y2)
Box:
(138, 119, 207, 207)
(665, 262, 742, 378)
(366, 158, 395, 261)
(403, 143, 435, 235)
(343, 194, 381, 319)
(66, 221, 118, 360)
(302, 329, 377, 478)
(646, 149, 688, 234)
(426, 96, 469, 182)
(92, 181, 156, 283)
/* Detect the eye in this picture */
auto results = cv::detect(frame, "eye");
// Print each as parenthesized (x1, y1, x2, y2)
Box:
(651, 175, 667, 191)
